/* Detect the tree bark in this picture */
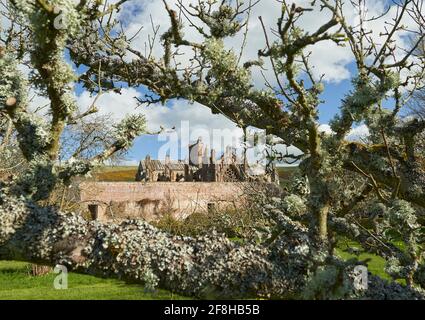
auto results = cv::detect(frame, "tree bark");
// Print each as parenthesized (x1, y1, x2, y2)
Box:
(307, 173, 330, 244)
(345, 143, 425, 208)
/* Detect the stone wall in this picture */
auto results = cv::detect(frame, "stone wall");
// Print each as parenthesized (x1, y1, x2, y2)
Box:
(79, 182, 261, 222)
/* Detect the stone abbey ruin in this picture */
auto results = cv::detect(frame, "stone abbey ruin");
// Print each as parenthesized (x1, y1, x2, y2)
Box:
(80, 138, 280, 222)
(135, 137, 279, 183)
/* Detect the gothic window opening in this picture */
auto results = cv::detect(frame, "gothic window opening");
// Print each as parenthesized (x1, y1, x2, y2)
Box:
(88, 204, 99, 220)
(208, 202, 216, 213)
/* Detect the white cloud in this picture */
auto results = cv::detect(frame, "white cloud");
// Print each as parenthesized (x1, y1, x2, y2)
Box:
(118, 0, 419, 87)
(76, 88, 246, 156)
(318, 124, 334, 135)
(77, 87, 141, 121)
(318, 123, 370, 141)
(27, 90, 51, 114)
(119, 0, 355, 84)
(347, 124, 370, 141)
(76, 88, 239, 132)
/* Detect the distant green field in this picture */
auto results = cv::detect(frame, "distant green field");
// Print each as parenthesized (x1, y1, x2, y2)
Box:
(96, 166, 138, 172)
(94, 165, 299, 183)
(94, 166, 138, 182)
(0, 261, 187, 300)
(276, 166, 299, 187)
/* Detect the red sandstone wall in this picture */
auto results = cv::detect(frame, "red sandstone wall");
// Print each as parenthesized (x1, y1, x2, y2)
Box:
(79, 182, 252, 221)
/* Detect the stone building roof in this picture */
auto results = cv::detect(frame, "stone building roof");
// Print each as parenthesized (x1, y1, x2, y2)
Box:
(139, 160, 185, 172)
(139, 159, 166, 171)
(166, 162, 186, 171)
(136, 138, 279, 184)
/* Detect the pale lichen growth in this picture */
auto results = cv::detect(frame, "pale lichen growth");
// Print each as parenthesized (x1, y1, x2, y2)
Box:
(1, 189, 423, 299)
(112, 114, 147, 150)
(0, 53, 28, 108)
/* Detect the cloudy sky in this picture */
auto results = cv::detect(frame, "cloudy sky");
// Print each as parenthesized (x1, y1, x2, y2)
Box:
(36, 0, 419, 164)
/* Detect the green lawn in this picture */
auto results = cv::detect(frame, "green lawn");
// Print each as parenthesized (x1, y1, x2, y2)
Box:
(335, 239, 390, 281)
(335, 238, 407, 285)
(0, 261, 187, 300)
(0, 239, 395, 300)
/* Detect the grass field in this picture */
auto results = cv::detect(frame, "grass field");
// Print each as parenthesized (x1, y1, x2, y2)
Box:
(335, 239, 390, 281)
(94, 165, 299, 183)
(94, 166, 138, 182)
(0, 261, 187, 300)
